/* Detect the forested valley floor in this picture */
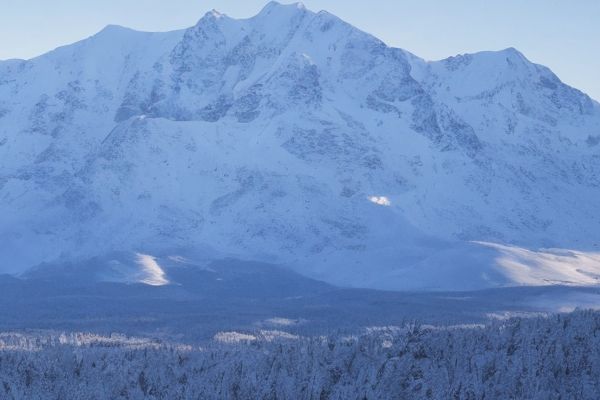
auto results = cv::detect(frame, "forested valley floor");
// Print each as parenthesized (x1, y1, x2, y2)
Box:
(1, 310, 599, 399)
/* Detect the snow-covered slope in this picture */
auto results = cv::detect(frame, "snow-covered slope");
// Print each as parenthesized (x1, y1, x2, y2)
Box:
(1, 1, 600, 290)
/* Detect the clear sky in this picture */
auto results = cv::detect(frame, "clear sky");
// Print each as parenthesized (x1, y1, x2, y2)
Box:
(1, 0, 598, 101)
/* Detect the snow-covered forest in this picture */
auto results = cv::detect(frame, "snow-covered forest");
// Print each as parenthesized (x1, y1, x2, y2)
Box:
(1, 310, 599, 399)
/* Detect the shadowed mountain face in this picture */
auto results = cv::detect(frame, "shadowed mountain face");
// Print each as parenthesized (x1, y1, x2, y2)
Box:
(1, 2, 599, 290)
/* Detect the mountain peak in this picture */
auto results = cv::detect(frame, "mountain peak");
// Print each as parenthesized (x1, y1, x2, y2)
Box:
(96, 24, 137, 35)
(263, 1, 307, 11)
(203, 9, 226, 20)
(256, 1, 308, 18)
(497, 46, 527, 61)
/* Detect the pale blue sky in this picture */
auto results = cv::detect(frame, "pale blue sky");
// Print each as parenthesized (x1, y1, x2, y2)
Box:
(1, 1, 598, 100)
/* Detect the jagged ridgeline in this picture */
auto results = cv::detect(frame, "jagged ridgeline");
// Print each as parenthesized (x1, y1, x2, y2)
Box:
(1, 311, 599, 399)
(1, 2, 600, 290)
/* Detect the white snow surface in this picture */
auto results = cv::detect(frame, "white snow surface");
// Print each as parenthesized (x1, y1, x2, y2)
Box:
(1, 2, 600, 290)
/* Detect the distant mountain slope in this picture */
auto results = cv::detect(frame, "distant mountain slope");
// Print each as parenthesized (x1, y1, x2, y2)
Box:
(1, 1, 599, 290)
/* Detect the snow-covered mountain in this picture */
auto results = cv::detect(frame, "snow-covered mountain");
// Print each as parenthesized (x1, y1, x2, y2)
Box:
(1, 1, 600, 290)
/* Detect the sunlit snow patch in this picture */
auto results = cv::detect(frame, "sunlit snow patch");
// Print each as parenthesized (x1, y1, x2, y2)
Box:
(214, 330, 299, 344)
(368, 196, 391, 206)
(475, 242, 600, 286)
(263, 317, 306, 327)
(214, 332, 257, 344)
(259, 330, 299, 342)
(135, 253, 169, 286)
